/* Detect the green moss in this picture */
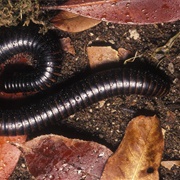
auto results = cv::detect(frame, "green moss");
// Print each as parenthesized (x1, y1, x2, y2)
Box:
(0, 0, 49, 32)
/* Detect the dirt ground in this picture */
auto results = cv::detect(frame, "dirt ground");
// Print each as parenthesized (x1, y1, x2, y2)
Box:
(10, 20, 179, 179)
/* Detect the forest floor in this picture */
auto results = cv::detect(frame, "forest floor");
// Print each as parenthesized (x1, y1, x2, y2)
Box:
(10, 20, 179, 179)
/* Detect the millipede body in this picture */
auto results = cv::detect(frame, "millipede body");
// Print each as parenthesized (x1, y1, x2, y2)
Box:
(0, 67, 170, 135)
(0, 25, 61, 93)
(0, 25, 170, 135)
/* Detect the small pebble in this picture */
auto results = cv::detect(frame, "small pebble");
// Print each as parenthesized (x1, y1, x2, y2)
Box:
(168, 63, 174, 74)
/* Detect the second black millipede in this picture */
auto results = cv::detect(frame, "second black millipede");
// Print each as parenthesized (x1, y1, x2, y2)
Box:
(0, 66, 170, 135)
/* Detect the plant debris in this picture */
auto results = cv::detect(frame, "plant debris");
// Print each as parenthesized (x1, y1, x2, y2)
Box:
(17, 134, 112, 179)
(101, 116, 164, 180)
(0, 0, 50, 32)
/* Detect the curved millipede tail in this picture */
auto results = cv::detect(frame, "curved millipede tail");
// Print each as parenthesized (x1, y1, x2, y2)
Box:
(0, 25, 62, 93)
(0, 67, 170, 135)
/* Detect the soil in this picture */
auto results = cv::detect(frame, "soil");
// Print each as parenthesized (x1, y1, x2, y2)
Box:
(8, 20, 180, 179)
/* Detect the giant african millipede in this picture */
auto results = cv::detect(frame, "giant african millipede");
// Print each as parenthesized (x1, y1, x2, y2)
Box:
(0, 25, 170, 135)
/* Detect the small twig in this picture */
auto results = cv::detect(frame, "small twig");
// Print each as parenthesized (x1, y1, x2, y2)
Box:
(123, 51, 142, 64)
(154, 32, 180, 54)
(152, 32, 180, 59)
(8, 0, 13, 8)
(150, 32, 180, 63)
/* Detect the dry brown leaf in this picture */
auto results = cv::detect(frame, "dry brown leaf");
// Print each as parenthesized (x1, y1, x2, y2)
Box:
(42, 0, 180, 24)
(0, 136, 27, 179)
(161, 161, 180, 170)
(87, 46, 119, 68)
(87, 46, 131, 68)
(101, 115, 164, 180)
(51, 11, 100, 32)
(60, 37, 76, 55)
(18, 134, 112, 179)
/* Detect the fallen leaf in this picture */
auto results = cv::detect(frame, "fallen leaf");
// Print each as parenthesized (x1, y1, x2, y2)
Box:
(60, 37, 76, 55)
(87, 46, 119, 68)
(41, 0, 180, 24)
(101, 115, 164, 180)
(117, 47, 132, 60)
(51, 11, 100, 32)
(0, 136, 27, 179)
(161, 161, 180, 170)
(87, 45, 132, 68)
(18, 134, 112, 179)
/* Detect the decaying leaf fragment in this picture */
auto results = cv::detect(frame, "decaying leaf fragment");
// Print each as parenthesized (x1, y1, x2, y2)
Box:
(101, 115, 164, 180)
(60, 37, 76, 55)
(87, 46, 132, 68)
(87, 46, 120, 68)
(42, 0, 180, 24)
(51, 11, 101, 32)
(161, 161, 180, 170)
(0, 136, 27, 179)
(19, 134, 112, 179)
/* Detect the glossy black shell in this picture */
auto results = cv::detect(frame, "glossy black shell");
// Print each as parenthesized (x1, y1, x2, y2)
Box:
(0, 26, 61, 92)
(0, 67, 170, 135)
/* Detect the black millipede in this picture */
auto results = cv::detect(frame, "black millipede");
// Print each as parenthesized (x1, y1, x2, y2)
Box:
(0, 25, 61, 93)
(0, 25, 170, 135)
(0, 66, 170, 135)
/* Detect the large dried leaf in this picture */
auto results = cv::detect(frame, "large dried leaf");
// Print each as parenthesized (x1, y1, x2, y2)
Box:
(19, 134, 112, 179)
(51, 11, 101, 32)
(101, 115, 164, 180)
(42, 0, 180, 24)
(0, 136, 27, 179)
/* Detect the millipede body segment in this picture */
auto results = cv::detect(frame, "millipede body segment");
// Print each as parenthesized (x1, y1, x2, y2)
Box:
(0, 25, 170, 135)
(0, 26, 61, 93)
(0, 67, 170, 135)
